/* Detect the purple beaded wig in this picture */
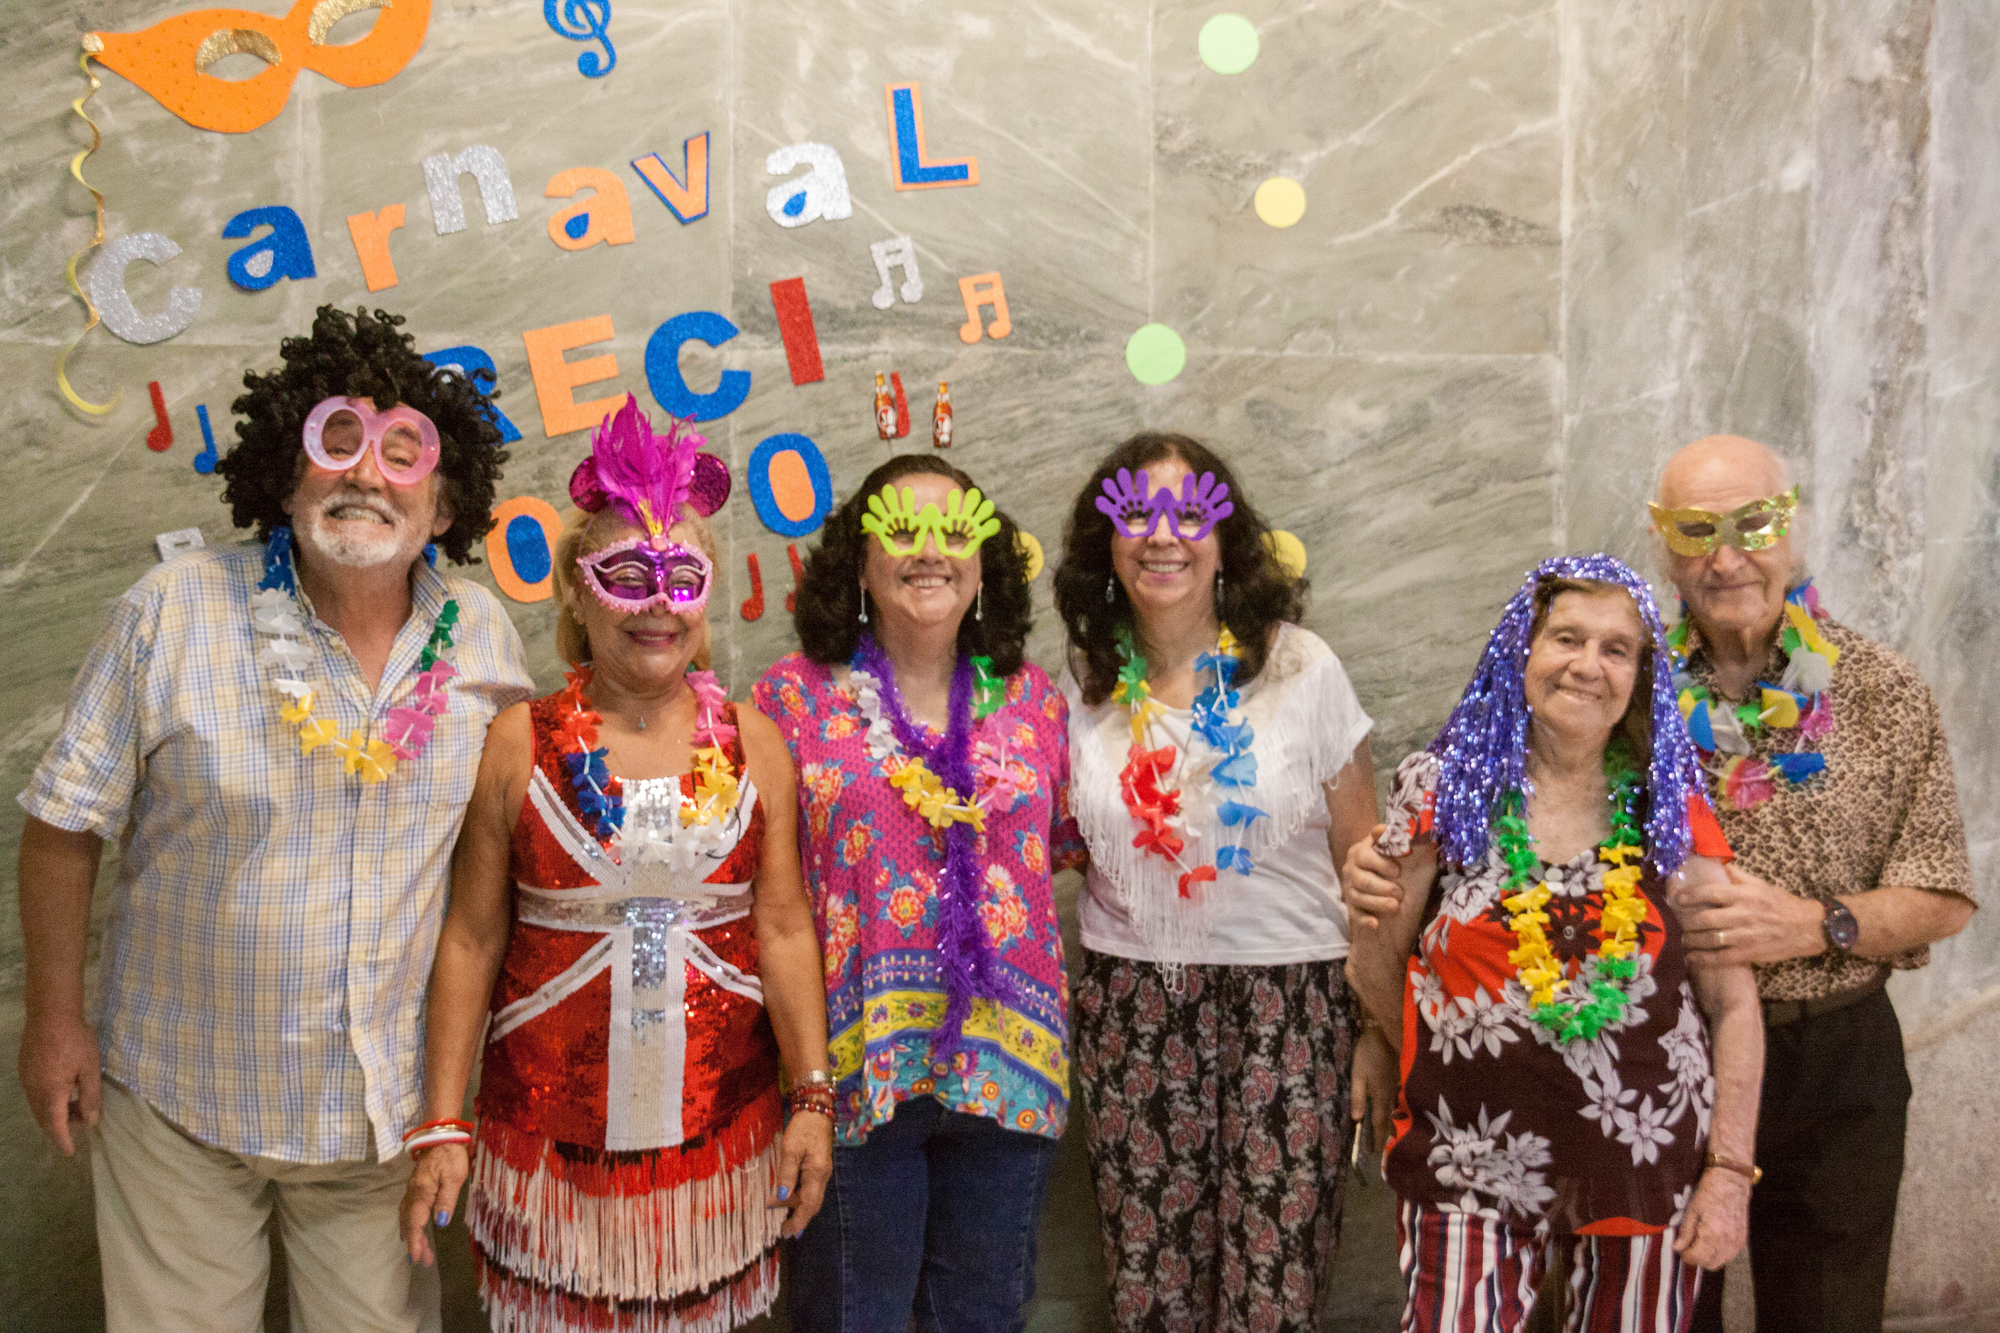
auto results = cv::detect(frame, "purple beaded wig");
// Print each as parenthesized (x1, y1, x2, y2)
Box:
(1427, 554, 1705, 878)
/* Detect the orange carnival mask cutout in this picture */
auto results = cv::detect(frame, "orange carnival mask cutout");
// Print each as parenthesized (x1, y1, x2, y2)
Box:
(82, 0, 432, 134)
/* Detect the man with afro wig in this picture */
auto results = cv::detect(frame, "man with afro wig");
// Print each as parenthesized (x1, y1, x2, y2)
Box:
(18, 307, 535, 1332)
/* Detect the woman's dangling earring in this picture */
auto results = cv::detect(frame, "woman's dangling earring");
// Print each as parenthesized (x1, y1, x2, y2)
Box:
(1215, 569, 1225, 609)
(976, 583, 984, 622)
(1105, 574, 1116, 604)
(858, 582, 869, 625)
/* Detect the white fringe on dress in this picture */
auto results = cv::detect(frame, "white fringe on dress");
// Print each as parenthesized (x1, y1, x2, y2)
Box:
(469, 1112, 784, 1332)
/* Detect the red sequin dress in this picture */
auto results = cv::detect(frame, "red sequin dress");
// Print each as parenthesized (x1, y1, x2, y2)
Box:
(469, 694, 782, 1333)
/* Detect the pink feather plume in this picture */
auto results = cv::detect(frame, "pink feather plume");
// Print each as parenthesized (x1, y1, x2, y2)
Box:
(569, 394, 708, 533)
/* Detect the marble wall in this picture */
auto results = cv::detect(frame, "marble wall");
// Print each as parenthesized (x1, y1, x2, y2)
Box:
(0, 0, 1993, 1327)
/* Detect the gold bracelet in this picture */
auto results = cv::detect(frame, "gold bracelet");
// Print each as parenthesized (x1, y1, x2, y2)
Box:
(1704, 1151, 1762, 1185)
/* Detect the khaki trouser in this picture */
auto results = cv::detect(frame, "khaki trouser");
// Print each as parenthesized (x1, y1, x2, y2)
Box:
(91, 1079, 441, 1333)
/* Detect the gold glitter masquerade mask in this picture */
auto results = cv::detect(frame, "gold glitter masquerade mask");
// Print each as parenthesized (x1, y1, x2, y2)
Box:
(1648, 485, 1799, 558)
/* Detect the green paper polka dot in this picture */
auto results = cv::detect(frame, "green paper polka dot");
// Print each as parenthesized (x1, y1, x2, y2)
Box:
(1125, 324, 1187, 385)
(1198, 14, 1259, 75)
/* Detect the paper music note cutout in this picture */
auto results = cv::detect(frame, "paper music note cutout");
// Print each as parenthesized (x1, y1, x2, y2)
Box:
(870, 235, 923, 309)
(891, 373, 911, 438)
(193, 404, 220, 474)
(145, 381, 173, 451)
(784, 543, 804, 613)
(740, 552, 765, 621)
(957, 272, 1010, 343)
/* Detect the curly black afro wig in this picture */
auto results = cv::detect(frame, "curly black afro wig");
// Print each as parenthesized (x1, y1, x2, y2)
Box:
(216, 305, 507, 564)
(793, 454, 1035, 677)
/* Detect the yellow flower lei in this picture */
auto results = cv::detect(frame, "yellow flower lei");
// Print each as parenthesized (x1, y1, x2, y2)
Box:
(1493, 747, 1648, 1042)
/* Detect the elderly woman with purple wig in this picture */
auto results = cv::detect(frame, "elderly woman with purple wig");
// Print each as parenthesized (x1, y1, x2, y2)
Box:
(1343, 556, 1764, 1333)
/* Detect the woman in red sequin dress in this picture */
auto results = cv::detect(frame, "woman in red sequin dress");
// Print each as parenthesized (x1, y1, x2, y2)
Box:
(399, 401, 833, 1333)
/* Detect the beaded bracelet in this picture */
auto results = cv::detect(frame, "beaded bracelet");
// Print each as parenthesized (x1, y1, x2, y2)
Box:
(786, 1086, 836, 1119)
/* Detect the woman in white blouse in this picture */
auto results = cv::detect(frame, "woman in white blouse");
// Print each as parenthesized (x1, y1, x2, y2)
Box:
(1053, 433, 1382, 1331)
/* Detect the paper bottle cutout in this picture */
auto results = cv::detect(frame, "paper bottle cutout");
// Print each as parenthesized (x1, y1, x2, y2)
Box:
(543, 0, 614, 77)
(88, 233, 201, 345)
(885, 83, 978, 190)
(193, 404, 219, 474)
(545, 168, 635, 250)
(932, 382, 953, 449)
(631, 135, 709, 223)
(769, 278, 824, 386)
(871, 373, 912, 440)
(870, 235, 923, 308)
(764, 143, 851, 228)
(739, 553, 765, 621)
(146, 382, 173, 451)
(425, 145, 518, 235)
(645, 311, 750, 422)
(957, 272, 1010, 343)
(522, 315, 622, 438)
(873, 373, 895, 441)
(345, 205, 405, 292)
(223, 206, 316, 291)
(82, 0, 433, 134)
(422, 345, 524, 443)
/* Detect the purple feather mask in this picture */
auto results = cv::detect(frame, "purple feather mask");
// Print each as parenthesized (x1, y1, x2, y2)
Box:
(568, 394, 732, 537)
(1426, 554, 1707, 879)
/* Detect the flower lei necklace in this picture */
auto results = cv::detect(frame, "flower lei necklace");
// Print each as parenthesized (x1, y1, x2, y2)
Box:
(1112, 624, 1267, 898)
(1667, 580, 1837, 810)
(1491, 746, 1647, 1044)
(849, 634, 1013, 1049)
(252, 526, 458, 784)
(553, 665, 741, 842)
(849, 648, 1007, 832)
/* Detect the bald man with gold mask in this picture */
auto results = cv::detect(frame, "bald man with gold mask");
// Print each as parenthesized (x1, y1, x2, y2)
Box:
(1650, 435, 1975, 1333)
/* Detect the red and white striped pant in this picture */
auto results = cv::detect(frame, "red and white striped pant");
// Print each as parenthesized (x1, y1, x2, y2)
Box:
(1398, 1201, 1703, 1333)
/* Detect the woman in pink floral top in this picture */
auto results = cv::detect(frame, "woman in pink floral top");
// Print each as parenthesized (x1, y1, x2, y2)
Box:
(754, 455, 1085, 1331)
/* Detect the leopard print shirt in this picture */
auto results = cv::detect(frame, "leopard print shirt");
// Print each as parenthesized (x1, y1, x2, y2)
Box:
(1680, 615, 1975, 1001)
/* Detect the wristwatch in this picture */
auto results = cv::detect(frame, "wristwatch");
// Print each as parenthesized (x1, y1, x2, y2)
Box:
(1821, 900, 1860, 954)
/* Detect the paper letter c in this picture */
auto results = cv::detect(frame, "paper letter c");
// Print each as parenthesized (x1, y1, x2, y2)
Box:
(87, 232, 202, 345)
(645, 312, 751, 422)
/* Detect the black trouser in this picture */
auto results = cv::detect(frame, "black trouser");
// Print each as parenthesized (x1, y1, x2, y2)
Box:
(1690, 987, 1910, 1333)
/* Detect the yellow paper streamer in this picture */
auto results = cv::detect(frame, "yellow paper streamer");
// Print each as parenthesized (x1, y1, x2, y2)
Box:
(58, 49, 120, 417)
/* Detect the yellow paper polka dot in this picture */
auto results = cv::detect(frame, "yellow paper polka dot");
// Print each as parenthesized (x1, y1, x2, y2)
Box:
(1264, 530, 1306, 577)
(1253, 177, 1306, 228)
(1018, 531, 1045, 582)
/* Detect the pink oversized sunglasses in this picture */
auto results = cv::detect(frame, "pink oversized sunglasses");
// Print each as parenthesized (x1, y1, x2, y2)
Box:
(302, 396, 442, 485)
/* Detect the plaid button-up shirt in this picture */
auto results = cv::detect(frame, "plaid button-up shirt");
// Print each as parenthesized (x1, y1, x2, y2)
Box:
(20, 541, 533, 1164)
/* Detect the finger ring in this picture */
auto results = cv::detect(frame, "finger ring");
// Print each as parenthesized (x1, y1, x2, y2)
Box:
(1717, 929, 1728, 948)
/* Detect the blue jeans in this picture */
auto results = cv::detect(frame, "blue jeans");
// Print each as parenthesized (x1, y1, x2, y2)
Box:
(785, 1097, 1057, 1333)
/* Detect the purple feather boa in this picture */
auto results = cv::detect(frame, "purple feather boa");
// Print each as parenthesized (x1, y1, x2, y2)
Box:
(1427, 554, 1706, 880)
(853, 635, 1013, 1052)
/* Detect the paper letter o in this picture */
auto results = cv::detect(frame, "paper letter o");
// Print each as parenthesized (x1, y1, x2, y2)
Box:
(486, 495, 564, 602)
(645, 311, 752, 422)
(746, 433, 832, 537)
(87, 232, 202, 345)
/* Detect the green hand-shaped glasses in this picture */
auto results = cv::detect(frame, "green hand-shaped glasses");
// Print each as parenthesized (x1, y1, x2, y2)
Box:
(861, 484, 1003, 559)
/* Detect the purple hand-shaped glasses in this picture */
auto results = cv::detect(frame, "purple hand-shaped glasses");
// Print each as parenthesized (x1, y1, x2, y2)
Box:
(1094, 467, 1235, 541)
(576, 535, 715, 616)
